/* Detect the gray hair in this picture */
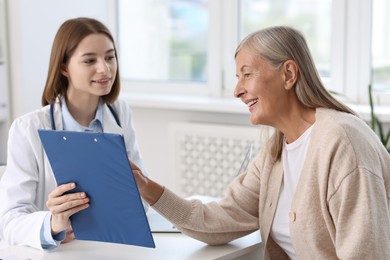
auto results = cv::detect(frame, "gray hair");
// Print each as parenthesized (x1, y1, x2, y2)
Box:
(235, 26, 356, 161)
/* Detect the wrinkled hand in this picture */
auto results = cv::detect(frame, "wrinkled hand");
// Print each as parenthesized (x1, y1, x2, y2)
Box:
(129, 160, 164, 205)
(47, 183, 89, 235)
(129, 161, 148, 191)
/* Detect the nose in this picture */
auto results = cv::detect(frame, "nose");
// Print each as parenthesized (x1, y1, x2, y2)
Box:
(233, 80, 245, 98)
(97, 59, 110, 74)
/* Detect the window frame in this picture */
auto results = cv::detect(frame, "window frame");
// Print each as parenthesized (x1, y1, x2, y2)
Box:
(114, 0, 222, 98)
(113, 0, 390, 107)
(343, 0, 372, 104)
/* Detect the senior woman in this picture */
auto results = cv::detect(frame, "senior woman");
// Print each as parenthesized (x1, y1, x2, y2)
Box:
(132, 26, 390, 259)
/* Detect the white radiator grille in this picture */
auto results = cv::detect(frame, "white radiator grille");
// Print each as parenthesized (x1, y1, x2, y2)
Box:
(170, 122, 271, 197)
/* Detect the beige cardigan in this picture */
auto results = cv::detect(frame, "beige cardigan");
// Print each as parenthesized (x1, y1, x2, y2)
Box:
(152, 108, 390, 259)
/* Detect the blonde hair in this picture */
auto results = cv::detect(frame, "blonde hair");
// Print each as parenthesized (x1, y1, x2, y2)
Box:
(235, 26, 356, 161)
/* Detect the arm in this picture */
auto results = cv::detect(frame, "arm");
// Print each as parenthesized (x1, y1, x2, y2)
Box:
(329, 168, 390, 259)
(131, 160, 260, 245)
(0, 118, 89, 249)
(0, 119, 49, 249)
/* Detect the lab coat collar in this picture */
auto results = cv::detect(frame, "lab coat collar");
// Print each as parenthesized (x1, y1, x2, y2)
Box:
(102, 103, 124, 135)
(52, 99, 64, 130)
(51, 98, 123, 135)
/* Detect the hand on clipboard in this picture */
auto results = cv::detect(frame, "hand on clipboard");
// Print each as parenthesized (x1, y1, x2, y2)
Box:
(39, 130, 155, 248)
(46, 182, 89, 237)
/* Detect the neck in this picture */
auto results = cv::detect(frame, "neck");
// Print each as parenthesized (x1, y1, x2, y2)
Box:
(276, 103, 316, 144)
(65, 95, 100, 127)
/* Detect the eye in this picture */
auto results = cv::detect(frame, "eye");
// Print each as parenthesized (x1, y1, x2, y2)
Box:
(105, 56, 116, 62)
(243, 73, 251, 78)
(83, 59, 95, 65)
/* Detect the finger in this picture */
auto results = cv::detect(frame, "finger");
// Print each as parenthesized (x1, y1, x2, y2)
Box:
(133, 169, 144, 181)
(47, 191, 88, 208)
(67, 221, 73, 231)
(129, 159, 141, 171)
(129, 160, 145, 180)
(62, 230, 75, 244)
(58, 203, 89, 219)
(51, 202, 89, 232)
(48, 183, 76, 199)
(49, 196, 89, 215)
(132, 169, 149, 191)
(65, 226, 75, 239)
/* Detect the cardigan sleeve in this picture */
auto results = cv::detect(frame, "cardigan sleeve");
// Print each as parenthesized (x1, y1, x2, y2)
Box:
(152, 160, 262, 245)
(328, 167, 390, 259)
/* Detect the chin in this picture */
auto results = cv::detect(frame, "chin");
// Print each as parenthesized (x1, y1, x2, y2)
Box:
(250, 113, 269, 126)
(96, 89, 111, 96)
(249, 117, 261, 125)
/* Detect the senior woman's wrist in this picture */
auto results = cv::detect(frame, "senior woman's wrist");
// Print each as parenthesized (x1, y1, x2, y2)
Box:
(140, 177, 164, 206)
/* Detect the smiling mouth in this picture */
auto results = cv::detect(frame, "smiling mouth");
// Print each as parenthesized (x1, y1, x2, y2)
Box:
(92, 78, 110, 83)
(247, 99, 258, 107)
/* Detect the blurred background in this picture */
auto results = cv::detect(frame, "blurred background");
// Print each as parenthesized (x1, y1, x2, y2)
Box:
(0, 0, 389, 196)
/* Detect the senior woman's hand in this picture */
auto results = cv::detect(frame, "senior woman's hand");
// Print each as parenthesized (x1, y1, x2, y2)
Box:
(129, 160, 164, 206)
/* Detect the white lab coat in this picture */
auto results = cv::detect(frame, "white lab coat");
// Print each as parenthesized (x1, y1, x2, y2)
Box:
(0, 99, 147, 250)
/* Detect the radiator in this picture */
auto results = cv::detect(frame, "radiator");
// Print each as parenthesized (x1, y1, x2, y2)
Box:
(169, 122, 272, 198)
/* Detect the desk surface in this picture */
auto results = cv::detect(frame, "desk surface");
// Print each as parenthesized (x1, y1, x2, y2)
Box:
(0, 232, 262, 260)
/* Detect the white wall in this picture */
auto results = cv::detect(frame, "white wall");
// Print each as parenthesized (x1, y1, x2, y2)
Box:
(130, 106, 253, 192)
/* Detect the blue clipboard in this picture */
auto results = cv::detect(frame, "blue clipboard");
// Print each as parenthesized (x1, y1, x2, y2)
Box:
(38, 129, 155, 248)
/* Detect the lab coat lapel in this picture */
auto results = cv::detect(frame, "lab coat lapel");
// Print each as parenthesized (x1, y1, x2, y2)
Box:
(103, 104, 124, 135)
(52, 101, 64, 130)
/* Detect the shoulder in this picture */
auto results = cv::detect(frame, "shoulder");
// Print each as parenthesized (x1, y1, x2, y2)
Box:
(315, 108, 365, 130)
(10, 106, 51, 131)
(107, 99, 136, 132)
(311, 108, 390, 175)
(111, 98, 130, 110)
(8, 106, 51, 149)
(110, 99, 133, 117)
(313, 108, 376, 145)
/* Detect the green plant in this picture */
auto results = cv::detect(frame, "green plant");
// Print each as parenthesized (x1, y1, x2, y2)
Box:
(368, 84, 390, 153)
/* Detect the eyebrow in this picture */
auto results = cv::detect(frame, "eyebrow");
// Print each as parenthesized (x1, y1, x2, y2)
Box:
(235, 65, 254, 78)
(236, 65, 250, 75)
(240, 65, 250, 72)
(81, 48, 115, 57)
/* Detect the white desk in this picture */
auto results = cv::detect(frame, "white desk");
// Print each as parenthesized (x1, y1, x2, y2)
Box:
(0, 232, 262, 260)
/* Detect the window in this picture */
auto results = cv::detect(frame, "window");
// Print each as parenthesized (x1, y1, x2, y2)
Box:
(117, 0, 390, 106)
(118, 0, 215, 96)
(0, 0, 5, 62)
(118, 0, 208, 83)
(240, 0, 332, 78)
(372, 0, 390, 101)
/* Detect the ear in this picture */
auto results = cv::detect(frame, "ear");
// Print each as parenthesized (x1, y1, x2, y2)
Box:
(282, 60, 298, 90)
(61, 66, 69, 77)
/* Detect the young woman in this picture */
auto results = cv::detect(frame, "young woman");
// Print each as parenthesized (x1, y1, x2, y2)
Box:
(131, 26, 390, 259)
(0, 17, 147, 250)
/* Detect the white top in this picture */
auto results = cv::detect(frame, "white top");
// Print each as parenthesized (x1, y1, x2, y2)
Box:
(270, 124, 314, 259)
